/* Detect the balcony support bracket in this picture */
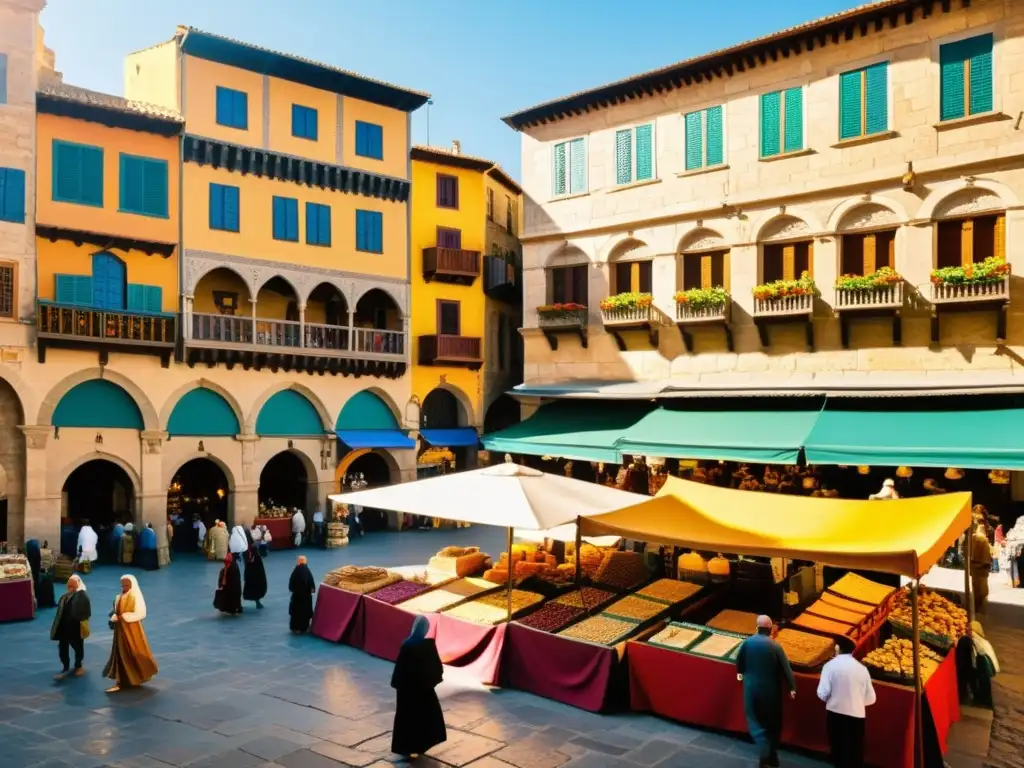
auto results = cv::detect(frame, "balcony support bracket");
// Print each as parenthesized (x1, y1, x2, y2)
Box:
(606, 322, 658, 352)
(837, 308, 902, 349)
(753, 315, 814, 352)
(541, 325, 588, 352)
(930, 299, 1009, 345)
(675, 320, 733, 353)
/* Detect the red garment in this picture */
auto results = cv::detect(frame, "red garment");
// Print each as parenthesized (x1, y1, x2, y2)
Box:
(995, 525, 1005, 544)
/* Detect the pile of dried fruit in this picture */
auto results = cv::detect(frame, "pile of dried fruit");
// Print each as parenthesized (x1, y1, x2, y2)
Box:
(554, 587, 616, 610)
(863, 637, 941, 682)
(636, 579, 702, 604)
(369, 580, 431, 605)
(889, 587, 967, 645)
(444, 577, 499, 598)
(775, 628, 835, 668)
(559, 615, 639, 646)
(444, 589, 543, 625)
(603, 595, 666, 622)
(517, 602, 584, 633)
(594, 551, 648, 591)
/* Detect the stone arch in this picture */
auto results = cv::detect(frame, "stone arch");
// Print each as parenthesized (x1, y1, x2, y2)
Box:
(924, 183, 1013, 221)
(335, 448, 401, 488)
(247, 383, 331, 435)
(57, 450, 141, 496)
(336, 388, 404, 430)
(421, 383, 475, 427)
(187, 262, 253, 295)
(678, 227, 727, 253)
(755, 213, 814, 243)
(160, 379, 246, 434)
(253, 272, 302, 302)
(0, 364, 36, 424)
(352, 284, 403, 310)
(256, 446, 319, 487)
(163, 451, 238, 492)
(827, 196, 908, 232)
(543, 242, 591, 268)
(39, 368, 159, 431)
(602, 236, 652, 264)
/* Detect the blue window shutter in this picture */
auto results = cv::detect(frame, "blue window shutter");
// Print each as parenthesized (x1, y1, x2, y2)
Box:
(864, 62, 888, 135)
(940, 41, 967, 121)
(318, 204, 331, 246)
(635, 124, 653, 181)
(224, 186, 239, 231)
(308, 108, 319, 140)
(0, 53, 7, 105)
(144, 286, 162, 313)
(305, 202, 317, 244)
(552, 142, 567, 196)
(568, 138, 586, 194)
(615, 129, 632, 185)
(273, 196, 285, 240)
(355, 122, 383, 159)
(705, 106, 724, 166)
(355, 210, 366, 251)
(126, 284, 146, 311)
(142, 158, 167, 217)
(372, 211, 382, 252)
(306, 202, 329, 245)
(0, 168, 26, 223)
(969, 34, 994, 115)
(234, 90, 247, 129)
(216, 87, 231, 126)
(287, 198, 298, 241)
(56, 275, 93, 306)
(372, 124, 382, 158)
(684, 111, 703, 170)
(783, 87, 803, 152)
(209, 183, 224, 230)
(760, 92, 781, 157)
(119, 154, 143, 212)
(292, 104, 303, 137)
(82, 146, 103, 206)
(355, 123, 365, 156)
(839, 70, 863, 139)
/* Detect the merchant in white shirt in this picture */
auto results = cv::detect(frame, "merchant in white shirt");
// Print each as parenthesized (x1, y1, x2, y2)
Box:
(817, 636, 876, 768)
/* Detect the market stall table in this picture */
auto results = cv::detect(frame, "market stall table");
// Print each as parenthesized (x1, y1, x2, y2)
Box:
(0, 578, 35, 623)
(254, 517, 293, 550)
(310, 584, 364, 644)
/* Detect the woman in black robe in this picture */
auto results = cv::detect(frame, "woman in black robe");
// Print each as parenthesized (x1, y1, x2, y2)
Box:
(288, 556, 316, 633)
(391, 615, 446, 758)
(242, 529, 267, 609)
(213, 553, 243, 615)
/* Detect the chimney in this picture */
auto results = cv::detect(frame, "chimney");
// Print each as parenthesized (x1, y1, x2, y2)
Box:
(451, 140, 461, 155)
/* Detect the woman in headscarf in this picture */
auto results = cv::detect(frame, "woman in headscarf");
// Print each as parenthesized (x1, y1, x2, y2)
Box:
(228, 525, 248, 565)
(119, 523, 135, 566)
(241, 528, 267, 609)
(288, 555, 316, 633)
(77, 523, 99, 566)
(214, 552, 243, 615)
(390, 615, 446, 758)
(107, 523, 124, 563)
(137, 524, 159, 571)
(51, 574, 92, 679)
(103, 575, 158, 693)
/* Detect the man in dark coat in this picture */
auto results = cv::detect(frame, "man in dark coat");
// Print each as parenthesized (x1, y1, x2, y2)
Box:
(736, 615, 796, 768)
(51, 574, 92, 678)
(288, 556, 316, 633)
(242, 529, 267, 609)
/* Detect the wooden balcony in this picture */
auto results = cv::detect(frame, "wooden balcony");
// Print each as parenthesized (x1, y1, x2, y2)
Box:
(418, 334, 483, 369)
(36, 301, 176, 367)
(834, 282, 904, 349)
(423, 247, 481, 285)
(483, 255, 520, 303)
(600, 305, 658, 351)
(674, 301, 732, 352)
(186, 312, 407, 378)
(752, 293, 814, 351)
(929, 276, 1010, 343)
(536, 307, 588, 351)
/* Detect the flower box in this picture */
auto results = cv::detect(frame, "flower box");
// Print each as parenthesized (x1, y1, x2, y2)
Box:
(752, 275, 816, 317)
(536, 304, 588, 327)
(835, 268, 904, 311)
(930, 258, 1010, 305)
(674, 288, 729, 323)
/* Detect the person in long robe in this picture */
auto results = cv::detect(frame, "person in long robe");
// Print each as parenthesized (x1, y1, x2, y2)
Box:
(107, 523, 124, 564)
(291, 510, 307, 548)
(137, 524, 159, 571)
(228, 525, 248, 566)
(51, 574, 92, 678)
(103, 575, 158, 693)
(208, 520, 229, 561)
(391, 615, 446, 758)
(736, 615, 796, 768)
(165, 519, 174, 563)
(242, 529, 267, 609)
(25, 538, 42, 593)
(77, 524, 99, 564)
(194, 516, 207, 553)
(288, 555, 316, 633)
(970, 523, 993, 616)
(214, 553, 243, 615)
(119, 524, 135, 566)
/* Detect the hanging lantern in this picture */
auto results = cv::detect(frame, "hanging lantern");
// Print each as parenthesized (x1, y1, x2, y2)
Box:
(802, 476, 819, 490)
(989, 469, 1011, 485)
(896, 466, 913, 478)
(857, 466, 871, 475)
(944, 467, 965, 481)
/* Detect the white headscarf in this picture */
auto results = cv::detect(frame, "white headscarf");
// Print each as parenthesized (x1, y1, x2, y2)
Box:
(77, 526, 98, 561)
(229, 526, 248, 554)
(68, 574, 87, 592)
(118, 574, 147, 623)
(291, 510, 306, 534)
(124, 523, 135, 533)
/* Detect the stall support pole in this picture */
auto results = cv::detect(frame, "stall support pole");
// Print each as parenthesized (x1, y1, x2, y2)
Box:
(964, 517, 975, 628)
(506, 526, 514, 622)
(574, 516, 583, 587)
(911, 580, 924, 768)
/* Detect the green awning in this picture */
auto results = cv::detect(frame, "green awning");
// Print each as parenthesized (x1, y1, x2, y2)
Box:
(805, 401, 1024, 470)
(482, 400, 652, 462)
(616, 400, 824, 464)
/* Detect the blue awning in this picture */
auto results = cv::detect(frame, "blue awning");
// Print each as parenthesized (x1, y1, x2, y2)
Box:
(420, 428, 480, 447)
(335, 430, 416, 449)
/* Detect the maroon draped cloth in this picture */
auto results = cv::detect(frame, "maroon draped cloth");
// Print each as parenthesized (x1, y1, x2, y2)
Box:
(433, 613, 507, 685)
(310, 585, 364, 644)
(0, 578, 34, 623)
(361, 598, 421, 661)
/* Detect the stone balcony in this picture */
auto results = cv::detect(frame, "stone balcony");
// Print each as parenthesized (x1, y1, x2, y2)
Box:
(536, 307, 588, 350)
(600, 304, 658, 350)
(929, 276, 1010, 343)
(834, 282, 905, 348)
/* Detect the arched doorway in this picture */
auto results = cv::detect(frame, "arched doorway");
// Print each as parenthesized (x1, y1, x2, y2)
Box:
(259, 451, 308, 512)
(168, 458, 230, 552)
(354, 288, 404, 355)
(61, 459, 135, 557)
(342, 450, 396, 532)
(419, 388, 476, 476)
(0, 376, 25, 544)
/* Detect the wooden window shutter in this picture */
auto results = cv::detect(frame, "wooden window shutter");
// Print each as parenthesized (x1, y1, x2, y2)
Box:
(961, 219, 974, 266)
(782, 244, 796, 280)
(807, 240, 814, 277)
(700, 255, 713, 289)
(863, 233, 877, 275)
(723, 251, 731, 292)
(864, 62, 888, 135)
(839, 71, 863, 140)
(968, 34, 994, 115)
(995, 214, 1006, 260)
(888, 231, 896, 268)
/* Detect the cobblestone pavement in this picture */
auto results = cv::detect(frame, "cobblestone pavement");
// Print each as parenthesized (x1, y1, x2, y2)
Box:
(3, 528, 832, 768)
(981, 602, 1024, 768)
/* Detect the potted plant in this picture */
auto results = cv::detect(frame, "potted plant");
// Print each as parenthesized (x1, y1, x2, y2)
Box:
(835, 266, 902, 291)
(536, 302, 587, 324)
(752, 272, 816, 302)
(674, 286, 729, 320)
(834, 266, 903, 308)
(930, 256, 1009, 286)
(599, 292, 653, 322)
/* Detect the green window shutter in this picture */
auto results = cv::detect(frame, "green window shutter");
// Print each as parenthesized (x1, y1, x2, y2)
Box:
(968, 34, 994, 115)
(126, 284, 146, 311)
(635, 124, 653, 181)
(839, 70, 863, 139)
(684, 111, 703, 170)
(553, 142, 567, 196)
(56, 275, 93, 306)
(569, 138, 586, 194)
(144, 286, 162, 313)
(783, 87, 803, 152)
(81, 146, 103, 207)
(864, 62, 888, 135)
(119, 155, 144, 213)
(705, 106, 723, 166)
(142, 159, 168, 217)
(615, 129, 632, 185)
(939, 41, 967, 121)
(760, 91, 781, 157)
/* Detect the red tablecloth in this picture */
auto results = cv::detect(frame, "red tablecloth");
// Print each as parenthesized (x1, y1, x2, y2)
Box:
(503, 622, 619, 712)
(360, 597, 420, 662)
(310, 585, 364, 644)
(0, 578, 35, 623)
(255, 518, 293, 550)
(628, 641, 959, 768)
(433, 613, 506, 686)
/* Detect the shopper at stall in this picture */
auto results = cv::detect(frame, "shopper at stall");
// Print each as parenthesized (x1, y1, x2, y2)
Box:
(736, 615, 796, 768)
(193, 515, 207, 553)
(214, 553, 243, 616)
(51, 574, 92, 679)
(817, 636, 875, 768)
(25, 538, 42, 594)
(107, 523, 124, 563)
(312, 508, 325, 547)
(242, 530, 267, 610)
(103, 575, 158, 693)
(208, 520, 229, 561)
(291, 509, 306, 548)
(137, 524, 159, 571)
(288, 555, 316, 633)
(970, 524, 993, 615)
(228, 525, 248, 565)
(391, 615, 446, 759)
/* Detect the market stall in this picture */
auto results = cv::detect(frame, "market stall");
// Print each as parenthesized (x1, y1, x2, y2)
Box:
(0, 554, 35, 623)
(578, 477, 973, 768)
(254, 507, 294, 551)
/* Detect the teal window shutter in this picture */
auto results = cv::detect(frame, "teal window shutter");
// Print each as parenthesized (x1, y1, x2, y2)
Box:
(142, 158, 168, 217)
(940, 40, 967, 121)
(839, 70, 863, 139)
(552, 142, 567, 196)
(224, 185, 240, 231)
(968, 34, 994, 115)
(569, 138, 586, 194)
(306, 202, 331, 246)
(760, 91, 781, 157)
(318, 204, 331, 246)
(0, 167, 26, 223)
(273, 197, 297, 241)
(119, 155, 144, 213)
(54, 141, 103, 207)
(127, 284, 145, 311)
(684, 111, 703, 170)
(783, 87, 803, 152)
(705, 106, 723, 166)
(56, 275, 93, 306)
(144, 286, 162, 313)
(209, 183, 223, 230)
(635, 124, 653, 181)
(864, 62, 888, 135)
(615, 129, 632, 185)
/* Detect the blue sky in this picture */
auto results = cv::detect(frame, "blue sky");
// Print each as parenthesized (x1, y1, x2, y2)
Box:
(41, 0, 866, 179)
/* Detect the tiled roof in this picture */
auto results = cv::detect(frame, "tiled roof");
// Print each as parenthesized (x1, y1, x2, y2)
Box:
(411, 145, 522, 194)
(38, 82, 182, 123)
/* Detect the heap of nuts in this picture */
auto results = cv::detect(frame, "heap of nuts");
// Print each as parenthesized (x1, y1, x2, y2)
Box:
(518, 602, 585, 633)
(554, 587, 616, 610)
(559, 615, 639, 646)
(603, 595, 666, 622)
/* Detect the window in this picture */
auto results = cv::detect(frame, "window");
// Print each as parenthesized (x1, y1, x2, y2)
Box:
(356, 209, 383, 253)
(550, 264, 588, 305)
(762, 241, 813, 283)
(506, 196, 515, 234)
(306, 202, 331, 246)
(437, 300, 461, 336)
(0, 53, 7, 105)
(839, 62, 889, 140)
(940, 34, 994, 121)
(840, 231, 896, 276)
(272, 196, 299, 242)
(613, 261, 653, 294)
(437, 226, 462, 250)
(681, 251, 728, 291)
(684, 106, 725, 171)
(119, 154, 168, 218)
(215, 86, 248, 130)
(936, 214, 1005, 269)
(0, 167, 26, 223)
(54, 274, 93, 306)
(760, 87, 804, 157)
(552, 138, 586, 197)
(52, 140, 103, 207)
(0, 263, 15, 319)
(486, 187, 494, 221)
(209, 183, 240, 232)
(355, 121, 383, 159)
(292, 104, 318, 140)
(436, 174, 459, 209)
(614, 123, 655, 185)
(126, 284, 163, 314)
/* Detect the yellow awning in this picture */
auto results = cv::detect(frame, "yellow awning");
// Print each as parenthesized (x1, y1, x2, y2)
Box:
(578, 477, 972, 578)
